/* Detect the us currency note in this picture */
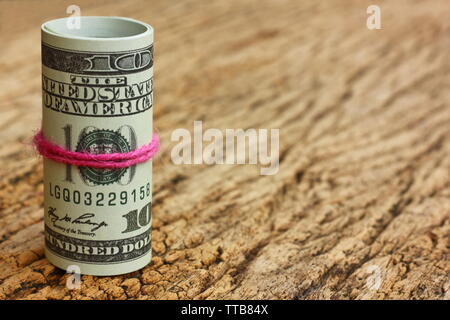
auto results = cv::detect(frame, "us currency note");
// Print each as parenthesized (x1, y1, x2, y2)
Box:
(41, 17, 154, 275)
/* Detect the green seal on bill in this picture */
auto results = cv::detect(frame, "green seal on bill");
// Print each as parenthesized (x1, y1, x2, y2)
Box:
(76, 129, 131, 185)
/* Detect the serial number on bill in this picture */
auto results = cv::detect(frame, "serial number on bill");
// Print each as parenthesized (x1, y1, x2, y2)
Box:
(48, 182, 150, 206)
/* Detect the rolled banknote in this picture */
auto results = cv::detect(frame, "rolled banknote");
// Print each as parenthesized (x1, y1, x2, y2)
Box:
(41, 17, 154, 275)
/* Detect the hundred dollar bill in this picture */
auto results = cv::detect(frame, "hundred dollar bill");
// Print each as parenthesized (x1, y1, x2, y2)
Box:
(41, 17, 154, 275)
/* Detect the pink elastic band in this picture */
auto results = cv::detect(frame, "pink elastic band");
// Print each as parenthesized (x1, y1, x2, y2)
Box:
(33, 130, 160, 169)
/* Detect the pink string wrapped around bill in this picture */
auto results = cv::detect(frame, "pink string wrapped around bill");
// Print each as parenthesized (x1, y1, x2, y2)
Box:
(33, 130, 160, 169)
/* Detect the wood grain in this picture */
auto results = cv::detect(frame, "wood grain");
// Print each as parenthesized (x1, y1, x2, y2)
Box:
(0, 0, 449, 300)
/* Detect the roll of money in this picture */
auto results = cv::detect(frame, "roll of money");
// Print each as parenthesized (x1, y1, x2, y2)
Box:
(41, 17, 154, 275)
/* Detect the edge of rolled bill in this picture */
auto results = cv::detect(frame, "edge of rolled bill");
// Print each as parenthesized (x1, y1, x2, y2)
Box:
(41, 17, 154, 275)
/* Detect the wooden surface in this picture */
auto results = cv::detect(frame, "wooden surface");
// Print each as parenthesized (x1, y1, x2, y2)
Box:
(0, 0, 449, 300)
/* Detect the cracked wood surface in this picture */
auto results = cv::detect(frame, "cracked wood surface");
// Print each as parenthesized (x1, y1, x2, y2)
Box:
(0, 0, 449, 300)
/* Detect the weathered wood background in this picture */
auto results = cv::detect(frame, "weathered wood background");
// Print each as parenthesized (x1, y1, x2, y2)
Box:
(0, 0, 449, 300)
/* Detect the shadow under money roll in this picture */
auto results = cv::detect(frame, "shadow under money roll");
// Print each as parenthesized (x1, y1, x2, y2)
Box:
(41, 17, 154, 276)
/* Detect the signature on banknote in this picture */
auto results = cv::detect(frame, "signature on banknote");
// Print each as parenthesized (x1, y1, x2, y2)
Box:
(47, 207, 108, 232)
